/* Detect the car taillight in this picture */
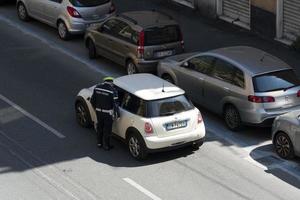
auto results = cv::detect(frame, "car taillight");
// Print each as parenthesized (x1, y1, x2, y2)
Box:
(248, 95, 275, 103)
(144, 122, 153, 134)
(67, 6, 81, 18)
(297, 90, 300, 97)
(137, 31, 145, 58)
(198, 112, 203, 124)
(109, 2, 116, 14)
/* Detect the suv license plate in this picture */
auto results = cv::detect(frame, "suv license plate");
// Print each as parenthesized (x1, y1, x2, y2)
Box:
(155, 50, 173, 58)
(166, 120, 187, 131)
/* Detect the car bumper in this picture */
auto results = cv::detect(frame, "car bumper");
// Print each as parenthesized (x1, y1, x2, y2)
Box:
(135, 59, 159, 73)
(241, 104, 300, 126)
(144, 124, 205, 150)
(67, 14, 113, 34)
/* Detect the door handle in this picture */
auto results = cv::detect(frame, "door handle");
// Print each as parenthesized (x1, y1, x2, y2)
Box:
(198, 77, 204, 81)
(108, 38, 113, 42)
(223, 87, 230, 91)
(124, 45, 129, 49)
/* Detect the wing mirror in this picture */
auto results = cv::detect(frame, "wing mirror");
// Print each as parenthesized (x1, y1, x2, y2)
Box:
(181, 61, 189, 68)
(97, 26, 104, 32)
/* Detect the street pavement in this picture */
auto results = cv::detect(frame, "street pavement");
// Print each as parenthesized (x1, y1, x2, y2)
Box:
(0, 1, 300, 200)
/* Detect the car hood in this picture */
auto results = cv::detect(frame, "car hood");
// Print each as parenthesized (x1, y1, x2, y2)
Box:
(165, 52, 199, 62)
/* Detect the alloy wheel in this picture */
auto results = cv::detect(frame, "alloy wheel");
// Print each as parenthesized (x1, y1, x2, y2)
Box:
(128, 136, 140, 158)
(58, 22, 67, 39)
(18, 4, 27, 20)
(76, 104, 87, 126)
(275, 133, 293, 158)
(127, 62, 137, 75)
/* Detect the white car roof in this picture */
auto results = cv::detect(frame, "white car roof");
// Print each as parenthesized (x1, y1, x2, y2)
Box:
(114, 74, 185, 101)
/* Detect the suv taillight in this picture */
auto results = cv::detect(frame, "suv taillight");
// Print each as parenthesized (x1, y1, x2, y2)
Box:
(67, 6, 81, 18)
(109, 2, 116, 14)
(297, 90, 300, 97)
(248, 95, 275, 103)
(137, 31, 145, 58)
(144, 122, 153, 134)
(198, 112, 203, 124)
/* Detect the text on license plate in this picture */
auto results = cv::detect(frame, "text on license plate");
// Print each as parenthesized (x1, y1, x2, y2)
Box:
(155, 50, 173, 58)
(166, 120, 187, 131)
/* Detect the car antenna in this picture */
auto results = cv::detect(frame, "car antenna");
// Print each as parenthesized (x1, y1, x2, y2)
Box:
(162, 81, 165, 92)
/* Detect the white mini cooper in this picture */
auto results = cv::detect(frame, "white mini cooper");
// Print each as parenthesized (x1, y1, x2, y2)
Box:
(75, 74, 205, 160)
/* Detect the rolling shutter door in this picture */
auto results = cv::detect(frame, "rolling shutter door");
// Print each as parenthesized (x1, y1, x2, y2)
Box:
(283, 0, 300, 41)
(223, 0, 250, 25)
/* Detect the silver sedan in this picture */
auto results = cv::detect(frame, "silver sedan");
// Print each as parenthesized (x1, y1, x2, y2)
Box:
(272, 110, 300, 159)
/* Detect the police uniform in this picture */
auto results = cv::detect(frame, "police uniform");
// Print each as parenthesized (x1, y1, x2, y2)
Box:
(91, 78, 119, 150)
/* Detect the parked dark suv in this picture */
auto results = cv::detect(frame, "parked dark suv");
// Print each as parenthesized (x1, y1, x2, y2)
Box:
(84, 10, 184, 74)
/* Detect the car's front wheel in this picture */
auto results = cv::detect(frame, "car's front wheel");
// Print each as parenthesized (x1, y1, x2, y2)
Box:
(127, 132, 147, 160)
(58, 20, 70, 40)
(274, 132, 294, 159)
(75, 101, 92, 128)
(17, 2, 30, 21)
(224, 105, 242, 131)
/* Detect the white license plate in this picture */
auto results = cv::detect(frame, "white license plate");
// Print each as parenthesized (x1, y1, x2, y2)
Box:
(155, 50, 173, 58)
(166, 120, 187, 131)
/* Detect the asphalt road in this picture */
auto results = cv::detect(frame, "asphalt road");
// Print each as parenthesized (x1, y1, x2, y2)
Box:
(0, 2, 300, 200)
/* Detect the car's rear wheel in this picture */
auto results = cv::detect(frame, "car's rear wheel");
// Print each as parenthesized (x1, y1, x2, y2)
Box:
(75, 101, 92, 128)
(17, 2, 30, 21)
(274, 132, 294, 159)
(224, 105, 242, 131)
(126, 60, 138, 75)
(87, 39, 97, 59)
(162, 74, 174, 84)
(127, 132, 147, 160)
(58, 20, 70, 40)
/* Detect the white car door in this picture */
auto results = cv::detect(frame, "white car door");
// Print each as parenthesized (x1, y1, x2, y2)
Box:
(27, 0, 44, 19)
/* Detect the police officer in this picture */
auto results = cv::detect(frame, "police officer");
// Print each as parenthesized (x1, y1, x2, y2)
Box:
(90, 77, 120, 150)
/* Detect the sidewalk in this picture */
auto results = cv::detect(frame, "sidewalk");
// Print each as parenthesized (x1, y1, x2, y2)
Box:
(115, 0, 300, 75)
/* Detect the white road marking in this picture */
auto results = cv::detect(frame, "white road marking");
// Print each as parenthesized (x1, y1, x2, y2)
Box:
(123, 178, 162, 200)
(0, 94, 65, 139)
(0, 15, 121, 78)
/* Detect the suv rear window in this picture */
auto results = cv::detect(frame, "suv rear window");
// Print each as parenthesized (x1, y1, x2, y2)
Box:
(146, 95, 194, 118)
(144, 25, 181, 46)
(253, 69, 300, 92)
(69, 0, 110, 7)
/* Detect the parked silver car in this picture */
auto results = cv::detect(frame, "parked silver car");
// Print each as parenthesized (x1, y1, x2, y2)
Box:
(84, 11, 184, 74)
(272, 110, 300, 159)
(17, 0, 115, 40)
(158, 46, 300, 130)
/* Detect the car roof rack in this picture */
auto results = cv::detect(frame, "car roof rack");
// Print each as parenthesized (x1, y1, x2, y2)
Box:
(119, 14, 138, 25)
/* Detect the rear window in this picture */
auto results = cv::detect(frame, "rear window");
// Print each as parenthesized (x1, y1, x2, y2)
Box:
(144, 25, 181, 46)
(69, 0, 110, 7)
(146, 95, 194, 118)
(253, 69, 300, 92)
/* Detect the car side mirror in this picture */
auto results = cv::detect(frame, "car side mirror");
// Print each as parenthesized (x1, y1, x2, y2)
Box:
(98, 26, 104, 32)
(182, 62, 189, 68)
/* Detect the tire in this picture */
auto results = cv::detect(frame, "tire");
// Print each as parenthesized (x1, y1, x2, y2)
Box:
(17, 2, 30, 21)
(162, 74, 174, 84)
(75, 101, 92, 128)
(127, 132, 148, 160)
(191, 140, 203, 151)
(87, 39, 97, 59)
(57, 20, 71, 40)
(224, 105, 242, 131)
(274, 132, 295, 159)
(126, 60, 138, 75)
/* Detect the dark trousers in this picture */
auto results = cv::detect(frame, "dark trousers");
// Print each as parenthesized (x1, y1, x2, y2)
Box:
(96, 112, 113, 147)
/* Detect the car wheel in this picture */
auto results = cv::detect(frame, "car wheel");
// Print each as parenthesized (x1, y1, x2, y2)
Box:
(17, 2, 30, 21)
(127, 132, 147, 160)
(162, 74, 174, 84)
(126, 60, 138, 75)
(75, 101, 92, 128)
(87, 40, 97, 59)
(274, 132, 294, 159)
(191, 140, 203, 151)
(58, 21, 70, 40)
(224, 105, 242, 131)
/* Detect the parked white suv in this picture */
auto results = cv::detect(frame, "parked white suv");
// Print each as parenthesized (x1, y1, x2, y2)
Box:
(75, 74, 205, 160)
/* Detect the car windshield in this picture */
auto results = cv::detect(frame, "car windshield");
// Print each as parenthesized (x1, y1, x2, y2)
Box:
(146, 95, 194, 117)
(69, 0, 110, 7)
(144, 25, 181, 46)
(253, 69, 300, 92)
